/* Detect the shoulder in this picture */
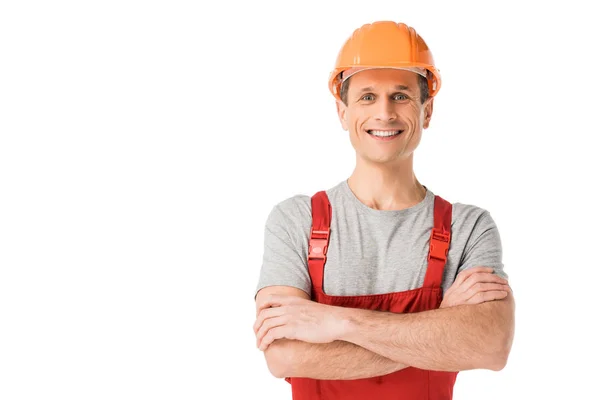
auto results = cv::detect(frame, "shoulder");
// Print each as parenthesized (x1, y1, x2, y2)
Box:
(266, 180, 346, 226)
(263, 193, 314, 246)
(450, 199, 496, 230)
(447, 198, 507, 278)
(267, 193, 312, 226)
(447, 197, 502, 251)
(447, 197, 503, 253)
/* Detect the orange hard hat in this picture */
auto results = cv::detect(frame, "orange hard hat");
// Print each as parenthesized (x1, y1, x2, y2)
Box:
(328, 21, 442, 102)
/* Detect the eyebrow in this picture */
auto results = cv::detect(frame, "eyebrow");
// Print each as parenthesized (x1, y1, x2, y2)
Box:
(357, 85, 412, 93)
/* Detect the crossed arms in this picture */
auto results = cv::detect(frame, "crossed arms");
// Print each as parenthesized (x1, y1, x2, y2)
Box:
(253, 267, 515, 380)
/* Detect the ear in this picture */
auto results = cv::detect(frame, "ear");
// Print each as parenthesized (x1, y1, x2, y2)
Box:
(423, 97, 434, 129)
(336, 100, 349, 131)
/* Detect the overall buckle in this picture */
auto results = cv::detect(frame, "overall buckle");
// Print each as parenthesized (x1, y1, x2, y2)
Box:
(428, 228, 450, 262)
(309, 228, 330, 260)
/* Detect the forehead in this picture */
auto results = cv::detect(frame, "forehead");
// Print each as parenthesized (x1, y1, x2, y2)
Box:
(347, 68, 420, 92)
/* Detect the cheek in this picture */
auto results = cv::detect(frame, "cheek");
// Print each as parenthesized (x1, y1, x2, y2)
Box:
(406, 103, 422, 131)
(347, 110, 365, 133)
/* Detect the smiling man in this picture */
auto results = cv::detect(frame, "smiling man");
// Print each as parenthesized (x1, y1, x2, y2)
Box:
(253, 21, 515, 400)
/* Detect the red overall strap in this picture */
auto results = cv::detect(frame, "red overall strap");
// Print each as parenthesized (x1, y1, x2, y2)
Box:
(423, 195, 453, 289)
(308, 191, 332, 294)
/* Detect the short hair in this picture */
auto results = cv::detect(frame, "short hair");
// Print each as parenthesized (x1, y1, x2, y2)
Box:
(340, 73, 430, 105)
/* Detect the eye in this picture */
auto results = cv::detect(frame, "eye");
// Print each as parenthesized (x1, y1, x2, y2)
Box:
(393, 93, 409, 101)
(360, 94, 375, 101)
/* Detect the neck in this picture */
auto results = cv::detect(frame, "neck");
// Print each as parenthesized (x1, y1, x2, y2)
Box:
(347, 154, 426, 211)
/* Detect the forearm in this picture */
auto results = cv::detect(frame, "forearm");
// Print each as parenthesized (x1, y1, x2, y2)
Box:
(340, 293, 515, 372)
(265, 338, 408, 380)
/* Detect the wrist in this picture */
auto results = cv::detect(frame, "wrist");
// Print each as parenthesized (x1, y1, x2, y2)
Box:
(334, 306, 363, 342)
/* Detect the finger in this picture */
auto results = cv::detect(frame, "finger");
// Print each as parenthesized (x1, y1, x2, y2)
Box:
(253, 306, 288, 333)
(466, 282, 510, 294)
(463, 283, 510, 301)
(449, 268, 501, 296)
(256, 296, 282, 314)
(458, 272, 507, 293)
(460, 273, 508, 294)
(259, 326, 289, 351)
(256, 295, 294, 314)
(466, 290, 508, 305)
(470, 273, 508, 284)
(444, 267, 507, 298)
(254, 306, 286, 332)
(256, 315, 289, 347)
(454, 267, 494, 286)
(443, 282, 457, 298)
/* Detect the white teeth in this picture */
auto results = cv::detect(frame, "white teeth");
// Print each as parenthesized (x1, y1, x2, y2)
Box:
(369, 130, 401, 137)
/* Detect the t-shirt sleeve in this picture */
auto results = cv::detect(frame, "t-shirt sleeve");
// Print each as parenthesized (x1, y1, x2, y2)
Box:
(457, 210, 509, 281)
(254, 202, 311, 298)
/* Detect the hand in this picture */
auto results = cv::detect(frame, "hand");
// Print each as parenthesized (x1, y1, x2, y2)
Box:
(253, 294, 346, 351)
(440, 266, 510, 308)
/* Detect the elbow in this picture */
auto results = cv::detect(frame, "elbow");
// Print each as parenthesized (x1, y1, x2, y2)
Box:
(487, 350, 509, 371)
(264, 340, 296, 378)
(486, 294, 515, 372)
(486, 333, 513, 371)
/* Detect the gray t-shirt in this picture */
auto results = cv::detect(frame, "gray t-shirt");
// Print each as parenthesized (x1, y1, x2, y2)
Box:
(256, 179, 508, 297)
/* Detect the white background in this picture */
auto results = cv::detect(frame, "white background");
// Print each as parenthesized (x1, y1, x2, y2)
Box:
(1, 0, 599, 399)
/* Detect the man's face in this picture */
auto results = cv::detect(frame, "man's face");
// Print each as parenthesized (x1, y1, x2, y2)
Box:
(336, 68, 434, 166)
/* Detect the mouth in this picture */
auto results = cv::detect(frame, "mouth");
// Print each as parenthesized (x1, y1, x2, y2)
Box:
(366, 129, 404, 141)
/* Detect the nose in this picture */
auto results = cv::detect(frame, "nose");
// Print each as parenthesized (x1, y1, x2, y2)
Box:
(375, 98, 397, 122)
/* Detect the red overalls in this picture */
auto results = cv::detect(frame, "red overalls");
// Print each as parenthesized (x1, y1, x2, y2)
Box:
(287, 190, 458, 399)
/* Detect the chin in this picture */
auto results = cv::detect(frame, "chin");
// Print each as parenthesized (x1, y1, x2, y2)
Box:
(362, 154, 401, 165)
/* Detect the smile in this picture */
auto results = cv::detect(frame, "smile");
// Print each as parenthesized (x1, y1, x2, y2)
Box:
(367, 129, 403, 141)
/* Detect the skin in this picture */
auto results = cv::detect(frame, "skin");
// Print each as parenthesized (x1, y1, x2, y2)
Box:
(338, 68, 434, 211)
(339, 68, 433, 166)
(254, 68, 515, 378)
(255, 267, 514, 373)
(255, 267, 509, 349)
